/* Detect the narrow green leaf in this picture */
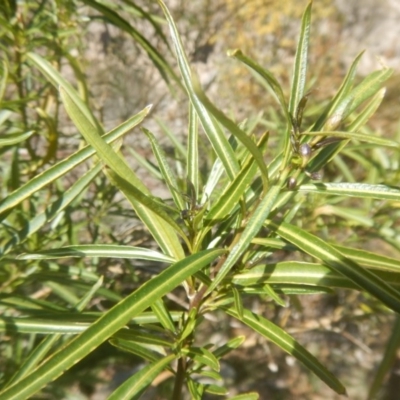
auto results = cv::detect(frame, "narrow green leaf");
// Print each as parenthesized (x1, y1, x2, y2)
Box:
(187, 377, 205, 400)
(109, 339, 164, 363)
(108, 354, 176, 400)
(0, 60, 7, 102)
(202, 158, 225, 203)
(157, 0, 239, 181)
(188, 103, 199, 194)
(127, 147, 162, 179)
(183, 346, 220, 372)
(155, 117, 186, 158)
(368, 315, 400, 400)
(342, 67, 393, 121)
(4, 277, 103, 388)
(121, 0, 172, 49)
(81, 0, 182, 89)
(335, 245, 400, 273)
(151, 298, 177, 333)
(196, 370, 222, 381)
(2, 163, 102, 255)
(224, 307, 347, 395)
(63, 52, 90, 103)
(347, 88, 386, 132)
(232, 285, 244, 319)
(259, 284, 287, 307)
(266, 220, 400, 313)
(105, 169, 190, 250)
(298, 182, 400, 202)
(232, 261, 400, 291)
(60, 86, 138, 189)
(0, 110, 12, 126)
(306, 130, 400, 149)
(207, 185, 282, 294)
(204, 384, 228, 395)
(213, 336, 245, 358)
(27, 52, 102, 132)
(309, 87, 387, 174)
(17, 244, 176, 263)
(44, 281, 80, 306)
(60, 86, 185, 258)
(179, 307, 198, 342)
(205, 151, 258, 224)
(192, 77, 269, 192)
(0, 106, 150, 218)
(115, 329, 173, 347)
(243, 285, 333, 296)
(142, 127, 186, 211)
(0, 313, 185, 335)
(228, 49, 290, 124)
(0, 248, 225, 400)
(230, 393, 259, 400)
(312, 51, 364, 131)
(288, 2, 312, 116)
(0, 131, 34, 147)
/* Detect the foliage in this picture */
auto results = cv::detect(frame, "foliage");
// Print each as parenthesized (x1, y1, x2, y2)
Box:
(1, 0, 400, 399)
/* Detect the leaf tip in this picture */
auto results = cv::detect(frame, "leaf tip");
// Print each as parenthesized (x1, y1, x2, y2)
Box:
(227, 49, 242, 58)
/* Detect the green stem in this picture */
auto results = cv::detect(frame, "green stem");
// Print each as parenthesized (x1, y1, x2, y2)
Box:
(172, 356, 186, 400)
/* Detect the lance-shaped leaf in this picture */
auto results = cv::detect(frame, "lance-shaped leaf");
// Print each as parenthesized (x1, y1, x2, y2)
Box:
(2, 163, 102, 255)
(312, 51, 364, 131)
(108, 354, 176, 400)
(27, 52, 102, 132)
(227, 49, 290, 124)
(0, 312, 184, 335)
(59, 86, 185, 259)
(298, 182, 400, 202)
(0, 107, 150, 219)
(0, 130, 34, 147)
(192, 77, 269, 193)
(0, 248, 225, 400)
(151, 298, 177, 333)
(341, 67, 393, 121)
(82, 0, 182, 89)
(347, 87, 386, 132)
(288, 2, 312, 117)
(205, 147, 259, 224)
(105, 169, 190, 250)
(155, 117, 186, 158)
(0, 60, 7, 102)
(224, 307, 347, 395)
(4, 277, 104, 388)
(142, 127, 186, 211)
(252, 238, 400, 273)
(110, 338, 165, 363)
(368, 315, 400, 400)
(230, 393, 259, 400)
(183, 346, 220, 372)
(157, 0, 239, 181)
(308, 86, 388, 174)
(188, 103, 199, 194)
(232, 261, 400, 291)
(266, 220, 400, 313)
(306, 130, 399, 149)
(212, 336, 245, 358)
(17, 244, 176, 264)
